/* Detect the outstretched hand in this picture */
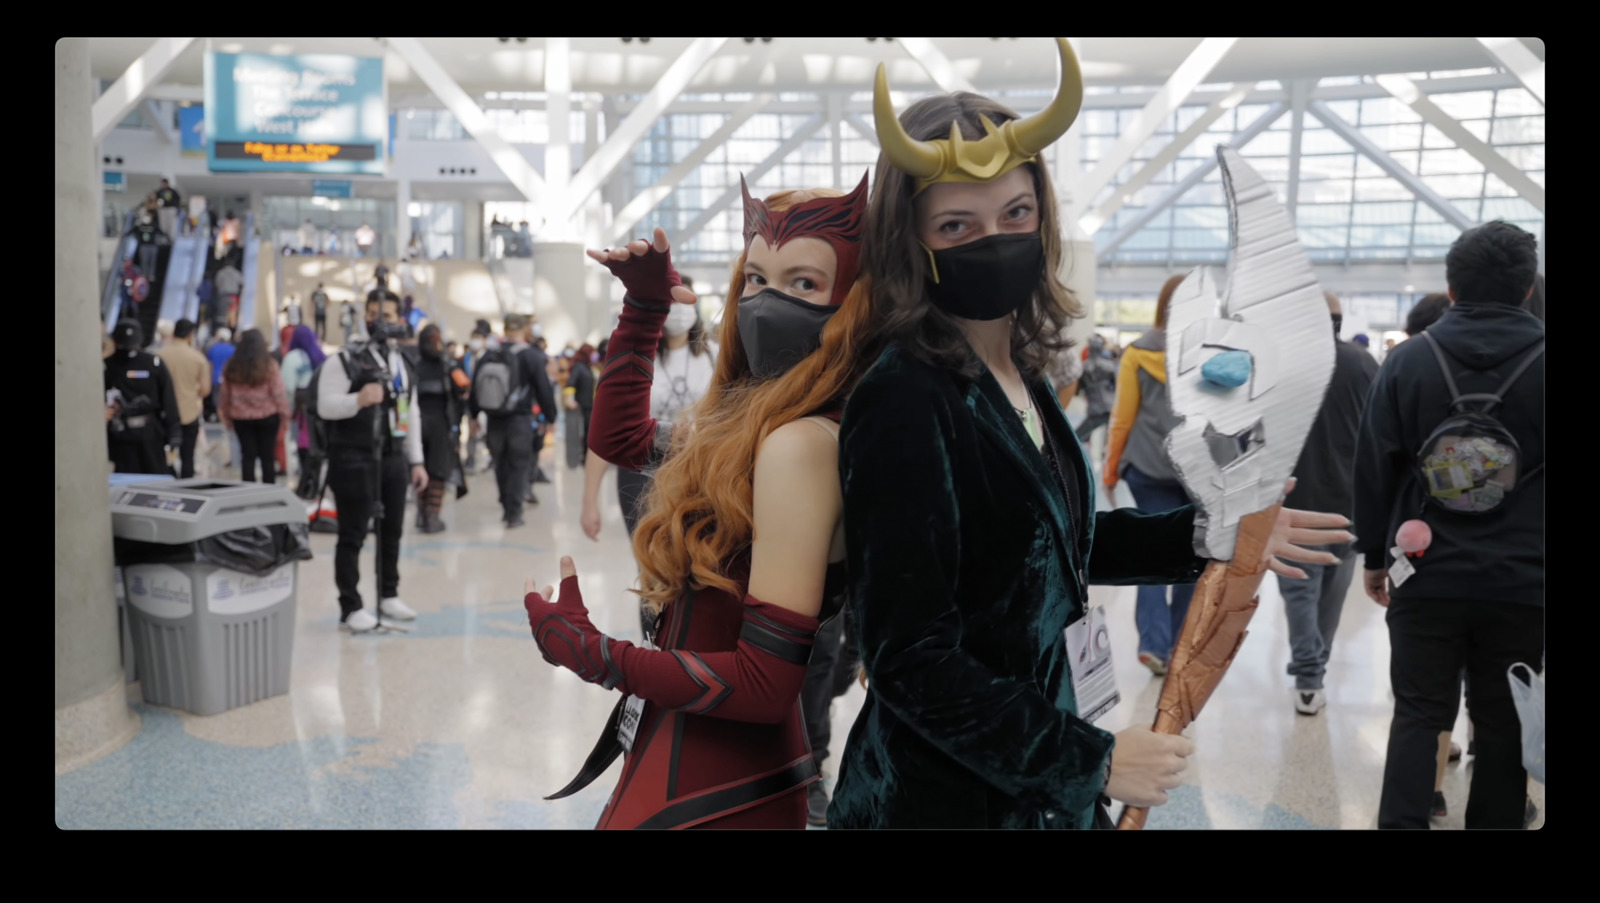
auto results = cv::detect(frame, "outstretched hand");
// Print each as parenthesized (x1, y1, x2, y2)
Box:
(524, 556, 625, 688)
(584, 228, 697, 306)
(1261, 478, 1355, 579)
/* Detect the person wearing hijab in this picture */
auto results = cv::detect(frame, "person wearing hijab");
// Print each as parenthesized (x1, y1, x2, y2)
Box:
(415, 323, 470, 532)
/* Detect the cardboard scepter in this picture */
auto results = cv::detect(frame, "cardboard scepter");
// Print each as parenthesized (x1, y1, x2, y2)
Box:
(1118, 147, 1335, 830)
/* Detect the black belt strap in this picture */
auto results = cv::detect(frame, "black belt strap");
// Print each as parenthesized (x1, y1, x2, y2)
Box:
(633, 757, 818, 830)
(544, 696, 626, 800)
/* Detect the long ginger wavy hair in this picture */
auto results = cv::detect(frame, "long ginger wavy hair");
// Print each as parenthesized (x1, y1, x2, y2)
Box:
(632, 187, 880, 612)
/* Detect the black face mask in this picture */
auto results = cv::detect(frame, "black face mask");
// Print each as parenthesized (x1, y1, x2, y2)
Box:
(1331, 314, 1343, 340)
(924, 232, 1045, 322)
(738, 288, 837, 380)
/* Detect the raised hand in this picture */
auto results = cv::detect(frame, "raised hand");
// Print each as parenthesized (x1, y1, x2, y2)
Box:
(584, 228, 697, 307)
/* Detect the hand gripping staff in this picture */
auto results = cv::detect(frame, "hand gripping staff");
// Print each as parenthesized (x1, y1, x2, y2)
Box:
(1118, 147, 1336, 829)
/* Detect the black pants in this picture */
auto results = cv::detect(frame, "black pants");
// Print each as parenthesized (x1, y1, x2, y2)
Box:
(1378, 597, 1542, 829)
(109, 430, 168, 476)
(485, 413, 533, 520)
(233, 415, 280, 483)
(801, 612, 846, 762)
(314, 312, 327, 341)
(1075, 411, 1110, 443)
(178, 419, 200, 478)
(327, 449, 409, 618)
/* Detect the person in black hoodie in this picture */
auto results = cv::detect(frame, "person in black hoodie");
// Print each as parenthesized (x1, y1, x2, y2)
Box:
(1354, 221, 1544, 829)
(1277, 292, 1380, 717)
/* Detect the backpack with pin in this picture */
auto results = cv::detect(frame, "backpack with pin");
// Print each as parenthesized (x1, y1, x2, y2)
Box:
(1414, 333, 1544, 516)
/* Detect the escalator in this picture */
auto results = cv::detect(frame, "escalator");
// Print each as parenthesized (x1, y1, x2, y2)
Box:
(157, 225, 210, 325)
(100, 210, 171, 346)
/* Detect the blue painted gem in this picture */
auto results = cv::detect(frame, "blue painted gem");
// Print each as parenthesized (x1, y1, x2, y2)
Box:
(1202, 350, 1252, 388)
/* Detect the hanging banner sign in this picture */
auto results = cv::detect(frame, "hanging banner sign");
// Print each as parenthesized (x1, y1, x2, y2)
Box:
(204, 52, 386, 174)
(179, 105, 206, 157)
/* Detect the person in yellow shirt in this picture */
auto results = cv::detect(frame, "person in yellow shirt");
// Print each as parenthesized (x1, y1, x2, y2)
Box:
(1103, 275, 1206, 675)
(154, 318, 212, 478)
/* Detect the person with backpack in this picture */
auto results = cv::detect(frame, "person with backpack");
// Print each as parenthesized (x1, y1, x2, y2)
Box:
(1355, 221, 1544, 830)
(316, 291, 428, 632)
(470, 313, 549, 527)
(339, 301, 357, 345)
(1103, 275, 1237, 676)
(1073, 334, 1114, 442)
(281, 325, 325, 497)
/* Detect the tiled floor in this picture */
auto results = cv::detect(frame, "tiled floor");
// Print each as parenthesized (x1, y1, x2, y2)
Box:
(57, 422, 1543, 829)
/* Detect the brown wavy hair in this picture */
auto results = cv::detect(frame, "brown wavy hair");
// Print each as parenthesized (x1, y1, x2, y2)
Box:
(223, 328, 275, 387)
(631, 188, 880, 612)
(864, 92, 1082, 382)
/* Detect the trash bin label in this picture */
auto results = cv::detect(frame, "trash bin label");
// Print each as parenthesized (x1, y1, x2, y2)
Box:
(207, 563, 294, 615)
(124, 565, 194, 619)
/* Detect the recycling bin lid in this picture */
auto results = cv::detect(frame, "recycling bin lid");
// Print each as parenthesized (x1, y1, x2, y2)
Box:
(109, 473, 174, 487)
(110, 478, 304, 544)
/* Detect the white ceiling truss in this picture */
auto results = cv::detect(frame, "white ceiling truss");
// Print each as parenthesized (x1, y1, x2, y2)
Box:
(96, 38, 1544, 272)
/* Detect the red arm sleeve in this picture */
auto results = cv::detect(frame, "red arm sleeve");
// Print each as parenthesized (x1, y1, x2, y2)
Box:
(588, 297, 670, 470)
(531, 583, 820, 725)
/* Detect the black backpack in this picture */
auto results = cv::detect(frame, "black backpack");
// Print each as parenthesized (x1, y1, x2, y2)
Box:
(1414, 333, 1543, 515)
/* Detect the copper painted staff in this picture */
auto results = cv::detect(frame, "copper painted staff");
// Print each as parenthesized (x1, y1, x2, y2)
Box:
(1117, 147, 1347, 830)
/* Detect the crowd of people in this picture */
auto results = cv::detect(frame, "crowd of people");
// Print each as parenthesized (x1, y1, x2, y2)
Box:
(98, 42, 1542, 832)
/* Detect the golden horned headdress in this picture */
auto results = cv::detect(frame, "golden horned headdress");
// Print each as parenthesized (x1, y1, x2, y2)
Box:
(874, 37, 1084, 194)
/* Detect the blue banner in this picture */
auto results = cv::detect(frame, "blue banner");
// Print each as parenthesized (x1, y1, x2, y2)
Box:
(204, 52, 385, 174)
(312, 179, 352, 199)
(179, 105, 205, 157)
(103, 171, 126, 192)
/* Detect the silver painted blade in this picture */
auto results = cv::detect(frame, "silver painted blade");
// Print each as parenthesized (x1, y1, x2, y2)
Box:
(1163, 147, 1336, 561)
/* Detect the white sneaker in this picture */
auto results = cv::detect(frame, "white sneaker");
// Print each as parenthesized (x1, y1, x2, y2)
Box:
(1294, 688, 1326, 715)
(344, 609, 378, 631)
(379, 597, 417, 620)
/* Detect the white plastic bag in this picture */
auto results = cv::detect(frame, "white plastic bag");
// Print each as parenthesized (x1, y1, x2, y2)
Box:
(1507, 662, 1544, 784)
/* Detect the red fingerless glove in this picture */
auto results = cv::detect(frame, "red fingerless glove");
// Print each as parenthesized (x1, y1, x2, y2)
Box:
(525, 574, 822, 725)
(599, 243, 682, 307)
(527, 575, 630, 692)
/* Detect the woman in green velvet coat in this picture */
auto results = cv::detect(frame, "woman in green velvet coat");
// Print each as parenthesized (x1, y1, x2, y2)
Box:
(827, 47, 1353, 830)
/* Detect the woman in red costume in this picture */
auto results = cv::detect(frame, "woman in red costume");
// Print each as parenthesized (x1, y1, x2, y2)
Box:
(522, 175, 877, 828)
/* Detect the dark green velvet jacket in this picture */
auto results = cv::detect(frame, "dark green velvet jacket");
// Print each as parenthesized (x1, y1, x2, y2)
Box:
(827, 342, 1208, 830)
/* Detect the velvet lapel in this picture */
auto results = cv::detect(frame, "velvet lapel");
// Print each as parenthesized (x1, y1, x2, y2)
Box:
(966, 368, 1075, 574)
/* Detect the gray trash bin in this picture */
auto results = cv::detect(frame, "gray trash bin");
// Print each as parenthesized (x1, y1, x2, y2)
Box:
(110, 479, 312, 716)
(110, 473, 175, 685)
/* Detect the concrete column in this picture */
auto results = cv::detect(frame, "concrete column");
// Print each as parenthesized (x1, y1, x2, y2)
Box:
(56, 37, 140, 775)
(530, 241, 587, 350)
(397, 178, 412, 262)
(462, 199, 482, 261)
(1060, 221, 1098, 351)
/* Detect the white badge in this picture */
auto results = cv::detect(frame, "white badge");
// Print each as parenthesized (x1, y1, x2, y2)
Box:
(1389, 546, 1415, 587)
(617, 695, 646, 753)
(1065, 605, 1120, 724)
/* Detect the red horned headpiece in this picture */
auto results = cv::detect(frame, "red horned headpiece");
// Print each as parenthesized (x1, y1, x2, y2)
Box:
(741, 172, 869, 307)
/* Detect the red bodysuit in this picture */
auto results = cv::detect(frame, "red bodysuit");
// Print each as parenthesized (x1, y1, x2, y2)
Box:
(547, 292, 844, 829)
